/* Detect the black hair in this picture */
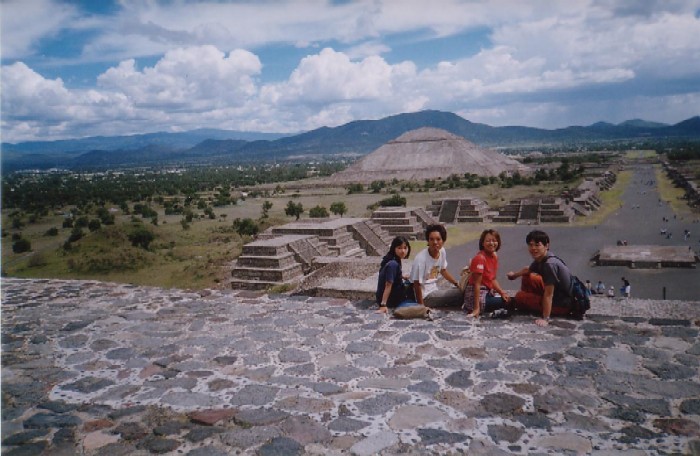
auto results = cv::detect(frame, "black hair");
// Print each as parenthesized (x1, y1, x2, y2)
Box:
(380, 236, 411, 269)
(525, 230, 550, 246)
(478, 229, 501, 251)
(425, 224, 447, 242)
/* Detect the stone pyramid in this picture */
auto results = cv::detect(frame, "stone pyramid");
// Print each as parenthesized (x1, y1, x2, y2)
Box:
(330, 127, 529, 183)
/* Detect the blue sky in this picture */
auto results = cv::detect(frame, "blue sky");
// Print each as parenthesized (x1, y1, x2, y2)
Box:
(2, 0, 700, 143)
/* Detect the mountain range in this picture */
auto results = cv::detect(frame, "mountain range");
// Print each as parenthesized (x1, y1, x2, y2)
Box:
(2, 110, 699, 172)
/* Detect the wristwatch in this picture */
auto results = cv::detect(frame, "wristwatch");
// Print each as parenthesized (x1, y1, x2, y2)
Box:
(379, 303, 387, 307)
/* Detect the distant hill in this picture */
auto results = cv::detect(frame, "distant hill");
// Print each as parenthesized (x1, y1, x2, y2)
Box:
(2, 129, 287, 154)
(619, 119, 667, 128)
(2, 111, 699, 172)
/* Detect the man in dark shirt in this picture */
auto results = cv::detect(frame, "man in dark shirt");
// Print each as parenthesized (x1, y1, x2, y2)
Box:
(507, 230, 573, 327)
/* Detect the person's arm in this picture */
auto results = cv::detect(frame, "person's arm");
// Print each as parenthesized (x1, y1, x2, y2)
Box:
(535, 284, 555, 327)
(507, 267, 530, 280)
(467, 273, 483, 318)
(440, 268, 459, 287)
(413, 280, 424, 305)
(377, 281, 393, 313)
(491, 279, 510, 302)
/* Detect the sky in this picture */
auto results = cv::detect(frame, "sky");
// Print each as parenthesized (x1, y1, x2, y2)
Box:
(1, 0, 700, 143)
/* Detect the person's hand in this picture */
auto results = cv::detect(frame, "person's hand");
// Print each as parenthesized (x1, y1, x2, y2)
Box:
(376, 306, 388, 314)
(535, 318, 549, 327)
(501, 291, 510, 302)
(467, 311, 480, 319)
(506, 271, 517, 280)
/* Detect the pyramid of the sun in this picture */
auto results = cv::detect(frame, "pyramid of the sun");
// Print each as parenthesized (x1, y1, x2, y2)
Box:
(330, 127, 529, 183)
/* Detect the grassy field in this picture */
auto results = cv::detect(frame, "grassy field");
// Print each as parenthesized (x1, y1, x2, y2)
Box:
(655, 164, 696, 218)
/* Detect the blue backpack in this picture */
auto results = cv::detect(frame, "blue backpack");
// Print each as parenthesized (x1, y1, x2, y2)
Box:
(546, 256, 590, 320)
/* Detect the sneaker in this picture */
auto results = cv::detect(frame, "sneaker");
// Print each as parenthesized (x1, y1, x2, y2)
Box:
(491, 309, 510, 319)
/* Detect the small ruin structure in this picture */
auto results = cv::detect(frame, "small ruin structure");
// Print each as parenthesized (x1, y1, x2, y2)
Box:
(593, 245, 698, 268)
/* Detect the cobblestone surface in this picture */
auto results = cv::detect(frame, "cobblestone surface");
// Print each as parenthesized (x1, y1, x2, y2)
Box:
(2, 277, 700, 455)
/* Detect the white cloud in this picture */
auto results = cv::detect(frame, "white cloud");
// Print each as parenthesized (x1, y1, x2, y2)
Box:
(0, 0, 79, 59)
(1, 1, 699, 141)
(97, 45, 261, 110)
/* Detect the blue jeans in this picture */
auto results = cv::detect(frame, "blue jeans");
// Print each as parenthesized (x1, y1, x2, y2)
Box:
(483, 294, 507, 312)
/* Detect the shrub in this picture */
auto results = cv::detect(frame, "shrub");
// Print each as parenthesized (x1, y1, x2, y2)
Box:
(232, 218, 259, 236)
(44, 227, 59, 236)
(68, 227, 84, 243)
(75, 216, 89, 228)
(330, 202, 347, 217)
(284, 201, 304, 220)
(12, 238, 31, 253)
(378, 193, 407, 207)
(309, 205, 329, 218)
(128, 226, 155, 250)
(88, 219, 102, 232)
(11, 217, 23, 229)
(347, 183, 364, 194)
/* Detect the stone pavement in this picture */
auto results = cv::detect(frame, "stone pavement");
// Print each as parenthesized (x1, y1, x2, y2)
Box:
(2, 278, 700, 455)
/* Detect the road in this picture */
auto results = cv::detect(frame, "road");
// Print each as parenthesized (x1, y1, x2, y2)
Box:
(445, 163, 700, 301)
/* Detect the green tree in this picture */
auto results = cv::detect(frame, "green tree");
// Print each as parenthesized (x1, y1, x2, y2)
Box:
(309, 205, 329, 218)
(370, 180, 385, 193)
(232, 218, 259, 236)
(378, 193, 406, 207)
(75, 216, 89, 228)
(346, 183, 363, 194)
(88, 219, 102, 232)
(285, 201, 304, 220)
(261, 200, 273, 219)
(330, 201, 347, 217)
(67, 227, 84, 243)
(12, 238, 31, 253)
(128, 226, 155, 249)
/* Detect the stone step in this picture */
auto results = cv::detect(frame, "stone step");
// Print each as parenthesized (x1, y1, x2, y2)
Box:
(230, 278, 286, 291)
(236, 253, 297, 268)
(371, 210, 412, 219)
(372, 218, 417, 225)
(231, 263, 304, 282)
(456, 216, 487, 223)
(384, 225, 422, 235)
(319, 232, 353, 246)
(344, 247, 366, 258)
(242, 244, 290, 257)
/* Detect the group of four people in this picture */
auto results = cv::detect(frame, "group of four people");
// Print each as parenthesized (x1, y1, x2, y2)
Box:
(376, 224, 576, 327)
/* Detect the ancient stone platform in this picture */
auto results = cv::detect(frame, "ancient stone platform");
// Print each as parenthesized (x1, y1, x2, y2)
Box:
(595, 245, 698, 268)
(2, 278, 700, 455)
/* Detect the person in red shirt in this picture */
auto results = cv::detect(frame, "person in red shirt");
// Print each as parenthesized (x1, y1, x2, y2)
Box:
(463, 229, 511, 318)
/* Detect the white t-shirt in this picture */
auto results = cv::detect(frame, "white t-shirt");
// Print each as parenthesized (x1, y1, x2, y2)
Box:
(410, 247, 447, 298)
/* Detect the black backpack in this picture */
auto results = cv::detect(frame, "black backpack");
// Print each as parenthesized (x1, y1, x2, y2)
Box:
(546, 256, 590, 320)
(401, 279, 416, 303)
